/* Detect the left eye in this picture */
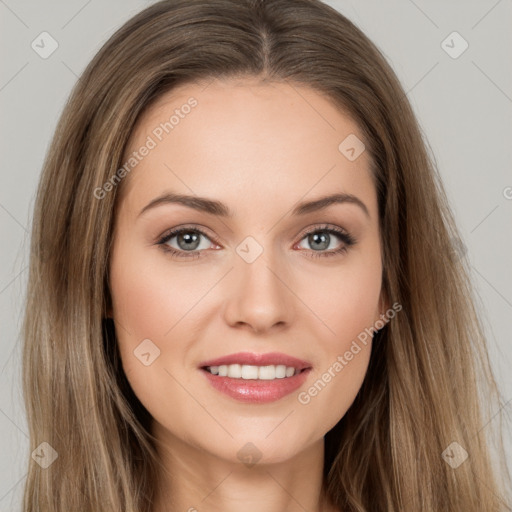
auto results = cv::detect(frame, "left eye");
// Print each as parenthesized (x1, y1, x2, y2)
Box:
(296, 230, 344, 252)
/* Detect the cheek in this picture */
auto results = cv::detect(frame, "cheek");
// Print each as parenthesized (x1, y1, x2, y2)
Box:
(108, 243, 184, 375)
(108, 245, 202, 421)
(307, 253, 382, 344)
(297, 289, 375, 440)
(294, 255, 381, 432)
(109, 244, 209, 340)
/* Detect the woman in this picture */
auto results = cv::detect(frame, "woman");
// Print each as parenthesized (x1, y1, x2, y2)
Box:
(22, 0, 511, 510)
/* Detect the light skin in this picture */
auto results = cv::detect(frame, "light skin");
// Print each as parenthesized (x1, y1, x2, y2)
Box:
(108, 77, 389, 512)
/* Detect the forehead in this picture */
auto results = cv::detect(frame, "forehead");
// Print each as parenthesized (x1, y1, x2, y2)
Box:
(119, 78, 376, 222)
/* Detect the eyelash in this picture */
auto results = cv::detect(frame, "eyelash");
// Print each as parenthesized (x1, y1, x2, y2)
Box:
(156, 224, 356, 260)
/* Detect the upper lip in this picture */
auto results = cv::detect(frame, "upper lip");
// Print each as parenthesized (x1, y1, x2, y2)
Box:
(199, 351, 312, 370)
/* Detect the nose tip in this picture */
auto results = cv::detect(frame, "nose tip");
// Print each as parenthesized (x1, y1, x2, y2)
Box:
(223, 257, 293, 334)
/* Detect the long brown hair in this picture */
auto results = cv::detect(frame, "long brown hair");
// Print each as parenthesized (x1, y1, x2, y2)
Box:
(22, 0, 511, 510)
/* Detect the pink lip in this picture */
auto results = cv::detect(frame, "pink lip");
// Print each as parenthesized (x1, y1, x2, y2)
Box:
(201, 369, 311, 403)
(199, 351, 311, 370)
(199, 351, 312, 404)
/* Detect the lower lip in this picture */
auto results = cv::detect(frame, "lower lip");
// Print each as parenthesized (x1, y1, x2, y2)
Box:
(201, 368, 311, 404)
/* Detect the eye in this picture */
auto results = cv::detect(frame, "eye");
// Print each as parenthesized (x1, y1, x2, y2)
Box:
(295, 224, 356, 258)
(157, 226, 217, 259)
(156, 224, 356, 260)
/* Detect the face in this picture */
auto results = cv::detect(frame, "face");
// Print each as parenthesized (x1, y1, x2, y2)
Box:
(108, 77, 388, 465)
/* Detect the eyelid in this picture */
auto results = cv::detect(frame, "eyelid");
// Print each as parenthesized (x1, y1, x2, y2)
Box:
(297, 223, 351, 240)
(156, 224, 219, 244)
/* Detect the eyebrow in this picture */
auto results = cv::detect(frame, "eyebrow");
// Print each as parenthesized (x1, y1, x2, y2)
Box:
(138, 192, 370, 219)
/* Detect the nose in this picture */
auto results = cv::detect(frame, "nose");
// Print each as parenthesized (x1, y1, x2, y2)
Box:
(222, 252, 295, 334)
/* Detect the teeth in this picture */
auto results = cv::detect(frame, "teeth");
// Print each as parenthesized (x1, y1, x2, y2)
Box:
(207, 364, 299, 380)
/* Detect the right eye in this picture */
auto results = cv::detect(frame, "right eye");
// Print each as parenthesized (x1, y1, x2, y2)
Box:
(157, 226, 219, 259)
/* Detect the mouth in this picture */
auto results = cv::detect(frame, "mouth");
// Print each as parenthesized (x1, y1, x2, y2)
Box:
(198, 352, 312, 403)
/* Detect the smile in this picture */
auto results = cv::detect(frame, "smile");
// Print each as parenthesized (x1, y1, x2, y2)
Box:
(199, 352, 312, 403)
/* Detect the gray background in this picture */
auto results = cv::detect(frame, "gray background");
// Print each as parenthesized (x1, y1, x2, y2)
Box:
(1, 0, 511, 510)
